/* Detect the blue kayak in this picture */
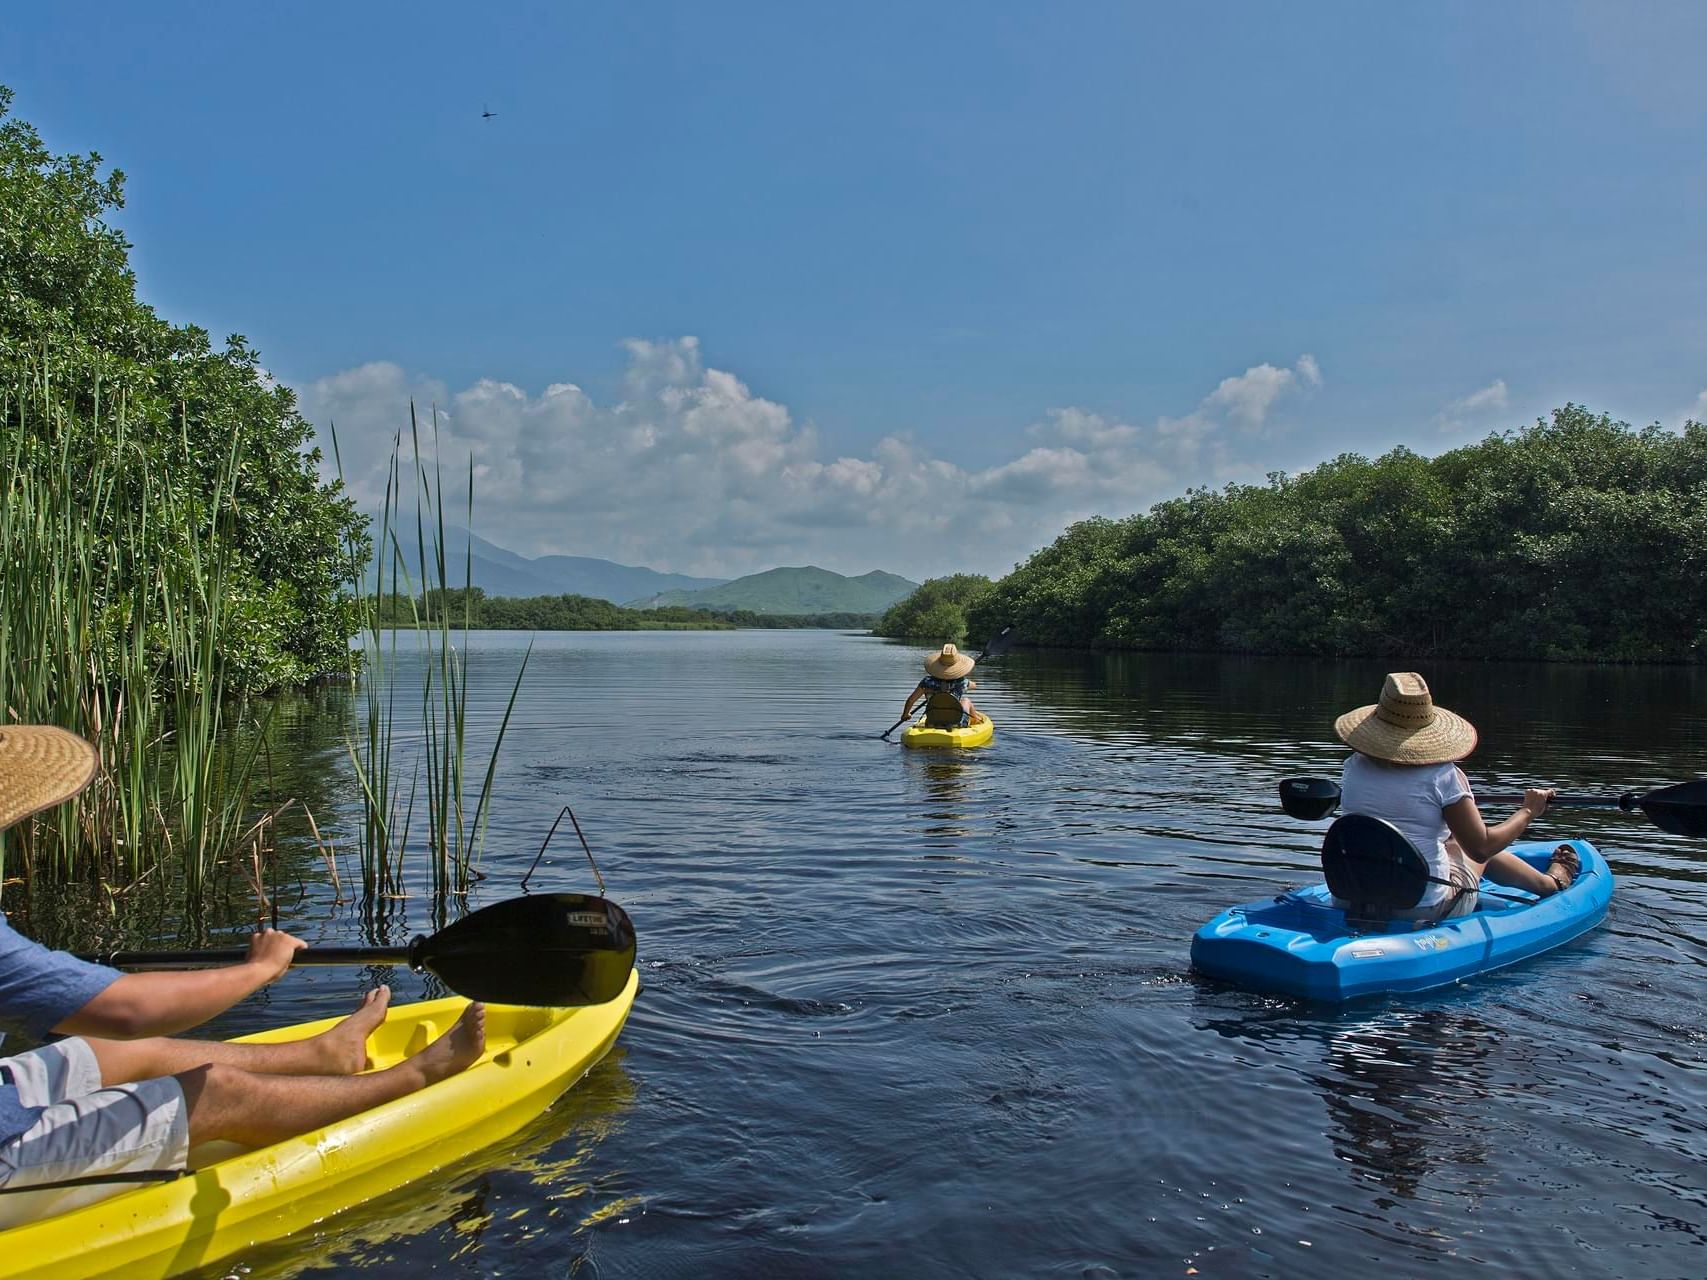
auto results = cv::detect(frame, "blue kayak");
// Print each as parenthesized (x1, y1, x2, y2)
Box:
(1190, 839, 1613, 1002)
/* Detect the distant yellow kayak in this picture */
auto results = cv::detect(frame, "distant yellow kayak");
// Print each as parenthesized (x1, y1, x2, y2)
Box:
(901, 716, 994, 749)
(0, 973, 638, 1280)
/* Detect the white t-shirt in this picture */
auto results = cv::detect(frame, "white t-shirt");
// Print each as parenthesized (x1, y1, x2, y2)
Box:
(1339, 753, 1472, 910)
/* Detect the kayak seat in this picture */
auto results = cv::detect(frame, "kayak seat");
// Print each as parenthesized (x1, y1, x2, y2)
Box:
(1321, 814, 1439, 930)
(922, 689, 968, 728)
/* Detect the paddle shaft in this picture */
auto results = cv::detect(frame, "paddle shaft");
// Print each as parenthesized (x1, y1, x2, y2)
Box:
(79, 947, 413, 970)
(879, 709, 918, 740)
(1479, 793, 1637, 810)
(66, 894, 637, 1007)
(1284, 777, 1642, 814)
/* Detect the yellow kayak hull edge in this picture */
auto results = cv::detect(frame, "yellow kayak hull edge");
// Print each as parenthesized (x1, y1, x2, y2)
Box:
(0, 971, 639, 1280)
(900, 717, 995, 749)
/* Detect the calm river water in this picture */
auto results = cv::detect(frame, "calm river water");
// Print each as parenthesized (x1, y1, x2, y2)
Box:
(142, 632, 1707, 1277)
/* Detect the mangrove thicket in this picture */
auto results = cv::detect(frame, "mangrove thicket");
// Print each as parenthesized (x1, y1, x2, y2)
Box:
(950, 406, 1707, 662)
(1, 85, 366, 892)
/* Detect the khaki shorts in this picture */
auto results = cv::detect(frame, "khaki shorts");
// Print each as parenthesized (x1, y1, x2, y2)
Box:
(0, 1038, 188, 1227)
(1389, 854, 1483, 922)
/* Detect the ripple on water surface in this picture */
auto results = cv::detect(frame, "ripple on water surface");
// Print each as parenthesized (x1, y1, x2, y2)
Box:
(146, 635, 1707, 1277)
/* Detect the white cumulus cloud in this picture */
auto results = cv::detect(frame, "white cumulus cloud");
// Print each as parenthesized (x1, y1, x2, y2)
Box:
(1437, 379, 1510, 432)
(304, 341, 1321, 581)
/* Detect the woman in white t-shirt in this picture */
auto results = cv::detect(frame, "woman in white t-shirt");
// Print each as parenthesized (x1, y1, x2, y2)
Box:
(1335, 673, 1579, 920)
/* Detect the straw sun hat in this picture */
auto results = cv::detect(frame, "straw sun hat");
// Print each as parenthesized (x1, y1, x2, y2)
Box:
(1334, 672, 1478, 766)
(923, 644, 975, 681)
(0, 726, 99, 832)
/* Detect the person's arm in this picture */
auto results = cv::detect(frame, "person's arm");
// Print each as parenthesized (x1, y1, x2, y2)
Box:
(903, 684, 927, 715)
(1445, 787, 1554, 864)
(52, 929, 306, 1039)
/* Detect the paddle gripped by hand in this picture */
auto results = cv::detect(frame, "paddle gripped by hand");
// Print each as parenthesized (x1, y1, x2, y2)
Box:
(1278, 775, 1707, 837)
(78, 893, 638, 1007)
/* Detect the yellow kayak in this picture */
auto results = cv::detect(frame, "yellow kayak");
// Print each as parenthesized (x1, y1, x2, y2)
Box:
(0, 972, 638, 1280)
(901, 715, 995, 749)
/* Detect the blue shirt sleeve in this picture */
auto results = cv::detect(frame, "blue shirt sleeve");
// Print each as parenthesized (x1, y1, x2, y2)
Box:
(0, 911, 121, 1039)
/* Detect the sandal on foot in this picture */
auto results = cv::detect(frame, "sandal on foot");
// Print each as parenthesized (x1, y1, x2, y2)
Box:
(1546, 843, 1580, 891)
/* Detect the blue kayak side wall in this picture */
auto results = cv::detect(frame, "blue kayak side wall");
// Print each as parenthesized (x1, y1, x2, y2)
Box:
(1190, 839, 1613, 1002)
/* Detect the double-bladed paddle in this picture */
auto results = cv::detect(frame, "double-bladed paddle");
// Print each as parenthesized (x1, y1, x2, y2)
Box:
(77, 893, 638, 1007)
(1279, 776, 1707, 838)
(879, 627, 1017, 741)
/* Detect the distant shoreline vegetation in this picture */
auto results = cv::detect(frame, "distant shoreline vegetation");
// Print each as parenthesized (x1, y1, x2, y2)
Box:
(373, 588, 877, 631)
(884, 406, 1707, 664)
(873, 574, 994, 644)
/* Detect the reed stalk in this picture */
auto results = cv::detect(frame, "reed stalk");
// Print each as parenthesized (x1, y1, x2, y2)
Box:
(5, 356, 530, 918)
(338, 404, 529, 914)
(0, 358, 275, 899)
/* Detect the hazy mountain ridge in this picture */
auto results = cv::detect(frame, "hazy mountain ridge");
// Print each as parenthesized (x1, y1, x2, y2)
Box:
(376, 526, 727, 603)
(629, 566, 919, 615)
(374, 531, 916, 616)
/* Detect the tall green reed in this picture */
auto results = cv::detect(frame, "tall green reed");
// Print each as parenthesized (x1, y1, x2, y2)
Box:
(4, 360, 530, 919)
(338, 404, 529, 915)
(0, 363, 272, 899)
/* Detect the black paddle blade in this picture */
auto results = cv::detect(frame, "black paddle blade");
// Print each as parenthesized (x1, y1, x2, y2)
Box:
(977, 626, 1017, 661)
(1280, 777, 1341, 821)
(409, 893, 637, 1006)
(1637, 779, 1707, 838)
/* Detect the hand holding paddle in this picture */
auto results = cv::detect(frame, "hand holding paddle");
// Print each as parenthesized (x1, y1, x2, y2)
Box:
(79, 893, 637, 1007)
(1279, 776, 1707, 838)
(879, 627, 1017, 740)
(878, 707, 923, 741)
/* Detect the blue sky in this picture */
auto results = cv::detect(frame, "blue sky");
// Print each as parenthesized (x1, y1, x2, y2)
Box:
(7, 2, 1705, 580)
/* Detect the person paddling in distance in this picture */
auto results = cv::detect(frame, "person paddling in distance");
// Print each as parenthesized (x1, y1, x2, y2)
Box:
(1335, 673, 1580, 920)
(0, 725, 486, 1217)
(902, 644, 988, 728)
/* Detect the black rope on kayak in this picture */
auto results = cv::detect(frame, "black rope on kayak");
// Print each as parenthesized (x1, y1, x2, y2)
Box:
(0, 1168, 185, 1193)
(520, 805, 607, 896)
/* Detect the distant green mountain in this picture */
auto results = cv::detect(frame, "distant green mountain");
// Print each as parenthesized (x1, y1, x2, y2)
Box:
(630, 566, 919, 615)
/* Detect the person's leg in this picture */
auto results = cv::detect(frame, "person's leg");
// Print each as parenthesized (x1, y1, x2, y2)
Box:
(0, 1053, 189, 1224)
(1479, 851, 1559, 894)
(178, 1003, 484, 1148)
(81, 986, 392, 1088)
(1448, 836, 1562, 897)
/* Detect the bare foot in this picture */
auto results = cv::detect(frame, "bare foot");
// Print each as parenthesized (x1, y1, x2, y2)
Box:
(409, 1003, 486, 1087)
(313, 985, 392, 1074)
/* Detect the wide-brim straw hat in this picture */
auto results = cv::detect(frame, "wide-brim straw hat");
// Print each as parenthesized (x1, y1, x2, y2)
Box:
(0, 726, 99, 832)
(924, 644, 976, 680)
(1334, 672, 1478, 765)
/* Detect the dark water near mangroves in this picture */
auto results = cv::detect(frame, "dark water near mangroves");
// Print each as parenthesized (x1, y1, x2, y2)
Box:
(120, 634, 1707, 1276)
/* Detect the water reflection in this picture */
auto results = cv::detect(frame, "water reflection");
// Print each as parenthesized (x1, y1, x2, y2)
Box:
(1197, 999, 1498, 1207)
(1313, 1011, 1495, 1206)
(996, 650, 1707, 790)
(903, 755, 978, 843)
(204, 1049, 638, 1279)
(19, 632, 1706, 1277)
